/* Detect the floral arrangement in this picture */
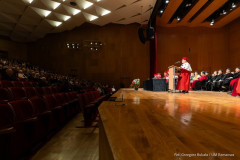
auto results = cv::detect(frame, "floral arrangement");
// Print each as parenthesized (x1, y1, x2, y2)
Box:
(130, 79, 140, 90)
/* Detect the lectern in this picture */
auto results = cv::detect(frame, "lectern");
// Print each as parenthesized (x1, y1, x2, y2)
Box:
(168, 65, 179, 92)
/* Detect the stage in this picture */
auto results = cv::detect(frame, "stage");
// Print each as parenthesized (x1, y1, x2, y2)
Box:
(99, 89, 240, 160)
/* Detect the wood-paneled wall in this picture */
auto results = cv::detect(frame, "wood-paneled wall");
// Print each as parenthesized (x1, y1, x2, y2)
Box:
(28, 23, 150, 88)
(228, 18, 240, 70)
(156, 26, 229, 74)
(0, 38, 28, 60)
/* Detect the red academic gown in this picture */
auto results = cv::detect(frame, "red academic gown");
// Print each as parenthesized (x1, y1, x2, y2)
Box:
(176, 68, 191, 91)
(191, 76, 208, 89)
(232, 78, 240, 96)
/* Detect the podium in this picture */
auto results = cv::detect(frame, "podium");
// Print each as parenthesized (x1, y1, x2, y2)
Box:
(168, 65, 179, 92)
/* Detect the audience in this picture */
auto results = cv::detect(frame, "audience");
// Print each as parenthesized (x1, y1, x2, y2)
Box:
(0, 58, 112, 94)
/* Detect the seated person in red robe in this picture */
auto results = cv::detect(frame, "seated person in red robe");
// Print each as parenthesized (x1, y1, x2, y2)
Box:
(156, 73, 162, 79)
(176, 57, 192, 93)
(192, 71, 208, 90)
(228, 67, 240, 94)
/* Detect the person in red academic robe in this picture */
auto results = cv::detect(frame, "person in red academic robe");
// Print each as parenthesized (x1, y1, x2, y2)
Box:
(163, 71, 169, 82)
(232, 78, 240, 96)
(192, 71, 208, 90)
(176, 57, 192, 93)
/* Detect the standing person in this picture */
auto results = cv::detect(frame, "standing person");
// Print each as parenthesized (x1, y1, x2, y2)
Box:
(176, 57, 192, 93)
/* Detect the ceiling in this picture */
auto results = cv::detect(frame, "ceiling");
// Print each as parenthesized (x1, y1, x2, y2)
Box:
(0, 0, 156, 42)
(156, 0, 240, 28)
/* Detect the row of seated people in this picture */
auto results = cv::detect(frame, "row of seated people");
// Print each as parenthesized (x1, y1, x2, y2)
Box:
(0, 82, 111, 160)
(0, 58, 112, 96)
(191, 67, 240, 96)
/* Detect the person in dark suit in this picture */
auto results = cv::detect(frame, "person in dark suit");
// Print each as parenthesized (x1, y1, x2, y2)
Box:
(215, 68, 233, 91)
(206, 71, 218, 91)
(211, 70, 224, 91)
(205, 71, 211, 80)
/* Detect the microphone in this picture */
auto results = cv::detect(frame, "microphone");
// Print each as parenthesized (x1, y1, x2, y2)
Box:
(175, 61, 180, 64)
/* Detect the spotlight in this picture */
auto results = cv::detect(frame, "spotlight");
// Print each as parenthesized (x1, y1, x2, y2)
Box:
(165, 0, 169, 4)
(90, 48, 93, 50)
(90, 42, 93, 45)
(160, 10, 163, 14)
(95, 42, 98, 45)
(232, 3, 236, 8)
(223, 10, 227, 15)
(177, 17, 181, 21)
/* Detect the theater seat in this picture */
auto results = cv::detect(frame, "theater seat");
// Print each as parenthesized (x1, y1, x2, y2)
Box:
(0, 80, 14, 88)
(12, 81, 24, 87)
(8, 100, 38, 159)
(29, 97, 56, 133)
(42, 87, 52, 95)
(0, 104, 16, 160)
(8, 87, 27, 99)
(34, 87, 44, 96)
(53, 93, 71, 119)
(24, 87, 38, 98)
(0, 88, 12, 103)
(43, 95, 65, 124)
(22, 81, 32, 87)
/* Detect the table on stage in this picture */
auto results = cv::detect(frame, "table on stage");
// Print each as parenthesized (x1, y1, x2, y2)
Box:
(143, 79, 167, 91)
(98, 89, 240, 160)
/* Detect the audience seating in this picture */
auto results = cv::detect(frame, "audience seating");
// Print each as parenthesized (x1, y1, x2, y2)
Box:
(0, 88, 12, 103)
(0, 80, 14, 88)
(24, 87, 38, 98)
(12, 81, 24, 87)
(8, 100, 39, 159)
(0, 104, 16, 160)
(8, 87, 27, 99)
(0, 79, 108, 159)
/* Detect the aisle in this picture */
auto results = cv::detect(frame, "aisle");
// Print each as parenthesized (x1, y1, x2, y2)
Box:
(30, 113, 99, 160)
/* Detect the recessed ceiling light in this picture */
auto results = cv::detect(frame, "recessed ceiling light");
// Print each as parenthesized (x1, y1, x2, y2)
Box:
(31, 7, 52, 17)
(160, 10, 163, 14)
(96, 0, 101, 2)
(73, 9, 81, 15)
(46, 19, 62, 27)
(83, 1, 93, 9)
(90, 15, 98, 21)
(28, 0, 34, 3)
(52, 2, 61, 9)
(101, 9, 111, 16)
(177, 17, 181, 21)
(165, 0, 169, 4)
(222, 10, 227, 15)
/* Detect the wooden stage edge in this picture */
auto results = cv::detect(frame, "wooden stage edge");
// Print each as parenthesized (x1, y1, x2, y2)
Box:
(99, 88, 240, 160)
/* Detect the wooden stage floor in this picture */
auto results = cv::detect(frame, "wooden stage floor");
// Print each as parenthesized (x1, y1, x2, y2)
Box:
(99, 89, 240, 160)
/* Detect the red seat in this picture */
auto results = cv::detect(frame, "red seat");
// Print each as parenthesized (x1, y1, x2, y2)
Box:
(51, 86, 59, 93)
(8, 100, 38, 159)
(0, 80, 14, 88)
(22, 81, 32, 87)
(0, 104, 16, 160)
(8, 87, 27, 99)
(29, 97, 56, 132)
(0, 88, 12, 103)
(12, 81, 24, 87)
(53, 93, 71, 119)
(42, 87, 52, 95)
(34, 87, 44, 96)
(24, 87, 38, 98)
(43, 95, 65, 124)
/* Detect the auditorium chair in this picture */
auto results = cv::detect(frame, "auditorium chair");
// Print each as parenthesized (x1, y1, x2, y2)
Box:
(28, 97, 56, 133)
(81, 92, 99, 127)
(42, 87, 52, 95)
(0, 104, 16, 160)
(34, 87, 45, 96)
(24, 87, 38, 98)
(8, 87, 27, 99)
(53, 93, 71, 119)
(51, 86, 59, 93)
(43, 95, 65, 124)
(22, 81, 32, 87)
(0, 88, 13, 103)
(8, 100, 39, 159)
(65, 92, 81, 113)
(0, 80, 14, 88)
(12, 81, 24, 87)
